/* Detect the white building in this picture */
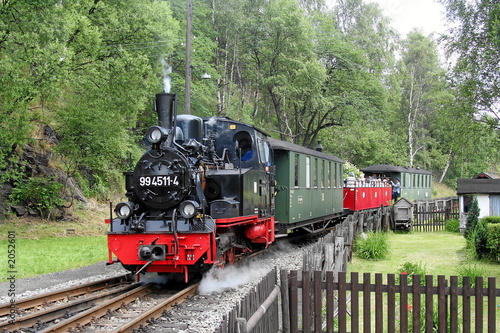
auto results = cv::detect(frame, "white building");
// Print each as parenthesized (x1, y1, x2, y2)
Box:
(456, 172, 500, 219)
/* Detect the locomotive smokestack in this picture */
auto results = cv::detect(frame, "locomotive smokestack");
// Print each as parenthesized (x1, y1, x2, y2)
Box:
(155, 93, 177, 146)
(155, 93, 176, 130)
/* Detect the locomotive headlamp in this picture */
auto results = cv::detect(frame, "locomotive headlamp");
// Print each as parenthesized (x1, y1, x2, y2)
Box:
(145, 125, 168, 144)
(115, 202, 134, 220)
(179, 200, 201, 219)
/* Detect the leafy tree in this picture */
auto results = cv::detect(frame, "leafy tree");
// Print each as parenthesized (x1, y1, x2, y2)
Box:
(398, 31, 444, 167)
(1, 0, 180, 198)
(440, 0, 500, 124)
(464, 196, 480, 239)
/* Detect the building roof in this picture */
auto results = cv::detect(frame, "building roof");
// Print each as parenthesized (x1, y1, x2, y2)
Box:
(361, 164, 432, 175)
(456, 178, 500, 195)
(474, 172, 498, 179)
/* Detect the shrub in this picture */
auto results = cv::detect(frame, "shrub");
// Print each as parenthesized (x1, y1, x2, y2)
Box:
(464, 196, 480, 239)
(396, 261, 428, 285)
(444, 218, 460, 233)
(473, 218, 489, 259)
(9, 177, 66, 219)
(456, 264, 487, 287)
(481, 216, 500, 224)
(354, 231, 389, 260)
(486, 223, 500, 262)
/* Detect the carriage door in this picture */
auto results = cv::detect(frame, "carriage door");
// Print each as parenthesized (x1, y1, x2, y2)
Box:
(257, 137, 273, 217)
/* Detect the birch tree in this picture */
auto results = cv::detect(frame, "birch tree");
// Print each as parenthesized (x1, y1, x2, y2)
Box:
(399, 32, 443, 167)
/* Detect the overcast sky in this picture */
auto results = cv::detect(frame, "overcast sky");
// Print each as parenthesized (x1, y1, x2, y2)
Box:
(368, 0, 447, 36)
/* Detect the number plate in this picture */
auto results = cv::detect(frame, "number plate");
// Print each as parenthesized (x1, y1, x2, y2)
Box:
(138, 175, 180, 187)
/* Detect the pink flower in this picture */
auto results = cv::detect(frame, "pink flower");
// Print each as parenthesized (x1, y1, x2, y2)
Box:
(402, 271, 408, 275)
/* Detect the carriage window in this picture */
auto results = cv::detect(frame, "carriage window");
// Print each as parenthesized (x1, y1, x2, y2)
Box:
(314, 158, 318, 187)
(294, 154, 299, 187)
(334, 163, 338, 188)
(321, 160, 325, 188)
(328, 162, 332, 187)
(306, 157, 311, 188)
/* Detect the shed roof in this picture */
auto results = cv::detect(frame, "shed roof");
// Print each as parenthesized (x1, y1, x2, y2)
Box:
(474, 172, 498, 179)
(456, 178, 500, 195)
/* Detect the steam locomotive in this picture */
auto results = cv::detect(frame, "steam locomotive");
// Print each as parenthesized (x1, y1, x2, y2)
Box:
(106, 93, 411, 282)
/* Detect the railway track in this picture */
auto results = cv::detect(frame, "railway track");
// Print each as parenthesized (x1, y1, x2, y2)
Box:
(0, 274, 199, 333)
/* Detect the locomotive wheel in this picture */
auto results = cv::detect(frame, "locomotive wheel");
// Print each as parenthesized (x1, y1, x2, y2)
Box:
(221, 248, 236, 265)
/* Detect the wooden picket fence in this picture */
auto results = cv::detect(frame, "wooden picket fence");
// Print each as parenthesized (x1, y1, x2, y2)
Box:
(214, 202, 498, 332)
(282, 270, 499, 333)
(214, 269, 280, 333)
(412, 197, 460, 231)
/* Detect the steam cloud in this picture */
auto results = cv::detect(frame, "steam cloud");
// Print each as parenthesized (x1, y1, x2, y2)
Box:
(198, 261, 271, 295)
(161, 57, 172, 93)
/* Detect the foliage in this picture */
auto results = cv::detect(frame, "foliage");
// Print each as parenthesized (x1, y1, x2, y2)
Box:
(342, 161, 360, 179)
(472, 218, 489, 259)
(441, 0, 500, 123)
(1, 0, 500, 211)
(396, 261, 428, 285)
(354, 231, 389, 260)
(464, 196, 480, 239)
(481, 216, 500, 224)
(456, 263, 487, 288)
(486, 223, 500, 262)
(9, 177, 66, 219)
(444, 218, 460, 233)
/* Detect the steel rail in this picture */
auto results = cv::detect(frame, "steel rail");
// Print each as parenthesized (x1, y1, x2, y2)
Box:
(110, 282, 200, 332)
(1, 283, 138, 331)
(0, 273, 131, 317)
(38, 283, 153, 333)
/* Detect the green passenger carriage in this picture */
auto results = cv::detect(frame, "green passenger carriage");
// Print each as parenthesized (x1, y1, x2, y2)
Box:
(361, 164, 433, 201)
(268, 138, 345, 236)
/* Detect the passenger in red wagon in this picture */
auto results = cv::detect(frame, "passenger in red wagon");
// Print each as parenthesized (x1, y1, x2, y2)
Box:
(392, 178, 401, 201)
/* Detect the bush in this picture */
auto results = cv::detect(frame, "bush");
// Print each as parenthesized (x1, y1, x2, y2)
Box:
(444, 218, 460, 233)
(480, 216, 500, 224)
(9, 177, 66, 219)
(354, 231, 389, 260)
(486, 223, 500, 262)
(464, 197, 480, 239)
(396, 261, 428, 285)
(473, 219, 489, 259)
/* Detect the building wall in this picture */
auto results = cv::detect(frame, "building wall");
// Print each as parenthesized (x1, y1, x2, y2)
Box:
(459, 194, 491, 220)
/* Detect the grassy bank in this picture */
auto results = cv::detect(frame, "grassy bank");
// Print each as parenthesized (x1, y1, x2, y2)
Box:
(1, 200, 110, 282)
(348, 231, 500, 279)
(0, 236, 108, 282)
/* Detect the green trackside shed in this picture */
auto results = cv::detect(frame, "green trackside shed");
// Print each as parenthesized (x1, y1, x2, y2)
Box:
(268, 138, 345, 235)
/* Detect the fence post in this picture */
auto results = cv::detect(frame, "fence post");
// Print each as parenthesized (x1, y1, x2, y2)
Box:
(236, 318, 247, 333)
(280, 270, 290, 333)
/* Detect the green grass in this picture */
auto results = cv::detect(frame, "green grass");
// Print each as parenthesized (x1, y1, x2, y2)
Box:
(0, 236, 108, 282)
(349, 231, 500, 280)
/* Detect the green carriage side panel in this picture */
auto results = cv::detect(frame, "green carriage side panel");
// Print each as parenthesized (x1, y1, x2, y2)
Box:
(269, 138, 344, 225)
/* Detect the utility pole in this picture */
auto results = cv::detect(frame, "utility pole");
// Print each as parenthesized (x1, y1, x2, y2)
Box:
(185, 0, 192, 114)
